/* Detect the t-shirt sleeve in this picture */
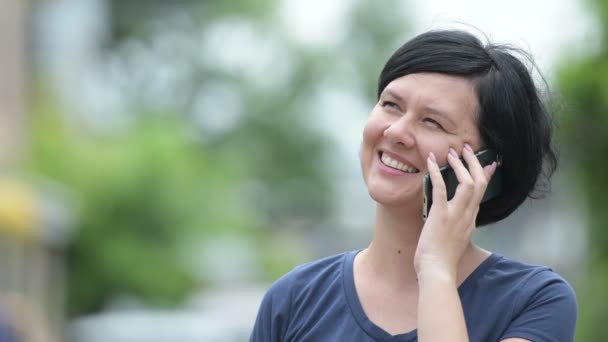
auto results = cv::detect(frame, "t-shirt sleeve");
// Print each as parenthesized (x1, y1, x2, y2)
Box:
(249, 274, 293, 342)
(500, 270, 578, 342)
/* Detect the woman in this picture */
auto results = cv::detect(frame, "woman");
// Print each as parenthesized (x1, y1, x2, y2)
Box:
(250, 30, 577, 341)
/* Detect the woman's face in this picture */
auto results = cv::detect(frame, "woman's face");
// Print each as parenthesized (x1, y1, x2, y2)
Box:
(361, 72, 483, 208)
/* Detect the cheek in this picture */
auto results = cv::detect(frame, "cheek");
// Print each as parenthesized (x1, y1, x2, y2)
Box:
(362, 110, 386, 145)
(360, 114, 383, 175)
(362, 118, 378, 145)
(417, 136, 452, 166)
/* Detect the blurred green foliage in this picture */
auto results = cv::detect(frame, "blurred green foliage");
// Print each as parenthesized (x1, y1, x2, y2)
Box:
(28, 0, 408, 317)
(28, 95, 258, 315)
(557, 0, 608, 339)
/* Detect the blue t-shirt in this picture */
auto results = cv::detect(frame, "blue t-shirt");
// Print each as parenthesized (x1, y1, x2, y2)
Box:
(250, 250, 577, 342)
(0, 317, 17, 342)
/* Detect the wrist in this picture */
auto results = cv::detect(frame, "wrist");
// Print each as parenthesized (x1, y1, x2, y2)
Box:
(416, 268, 458, 287)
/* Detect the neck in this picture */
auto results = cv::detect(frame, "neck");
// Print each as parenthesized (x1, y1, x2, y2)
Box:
(360, 203, 484, 288)
(362, 203, 422, 283)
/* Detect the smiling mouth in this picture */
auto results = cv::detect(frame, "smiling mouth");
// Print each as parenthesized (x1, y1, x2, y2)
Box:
(379, 152, 420, 173)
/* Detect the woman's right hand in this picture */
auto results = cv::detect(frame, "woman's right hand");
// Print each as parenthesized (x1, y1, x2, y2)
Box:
(414, 145, 496, 282)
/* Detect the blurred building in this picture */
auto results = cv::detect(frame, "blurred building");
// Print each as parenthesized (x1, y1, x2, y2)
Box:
(0, 1, 71, 341)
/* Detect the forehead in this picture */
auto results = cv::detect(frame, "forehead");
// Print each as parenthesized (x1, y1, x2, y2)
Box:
(382, 73, 479, 118)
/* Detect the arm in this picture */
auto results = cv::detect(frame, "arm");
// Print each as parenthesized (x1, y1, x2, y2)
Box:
(249, 278, 293, 342)
(417, 270, 469, 341)
(415, 146, 496, 341)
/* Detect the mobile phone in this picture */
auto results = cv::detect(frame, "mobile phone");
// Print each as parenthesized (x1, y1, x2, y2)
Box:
(422, 149, 502, 220)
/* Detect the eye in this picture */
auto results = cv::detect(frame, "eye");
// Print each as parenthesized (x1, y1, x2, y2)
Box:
(380, 100, 401, 111)
(423, 117, 444, 130)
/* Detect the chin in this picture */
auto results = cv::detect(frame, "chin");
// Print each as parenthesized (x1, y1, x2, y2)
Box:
(367, 185, 420, 208)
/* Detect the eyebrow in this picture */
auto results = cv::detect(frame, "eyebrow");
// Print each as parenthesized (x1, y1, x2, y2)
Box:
(381, 88, 458, 128)
(381, 88, 404, 102)
(423, 105, 458, 128)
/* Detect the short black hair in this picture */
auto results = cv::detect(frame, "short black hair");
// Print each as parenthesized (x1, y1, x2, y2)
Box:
(378, 30, 558, 226)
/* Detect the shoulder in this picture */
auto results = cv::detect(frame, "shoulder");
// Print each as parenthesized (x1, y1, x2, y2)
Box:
(487, 254, 576, 300)
(267, 251, 350, 294)
(250, 251, 354, 341)
(486, 255, 578, 341)
(468, 254, 577, 312)
(464, 254, 577, 341)
(262, 250, 352, 305)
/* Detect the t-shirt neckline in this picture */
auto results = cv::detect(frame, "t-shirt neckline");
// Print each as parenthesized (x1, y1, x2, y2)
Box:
(342, 249, 501, 341)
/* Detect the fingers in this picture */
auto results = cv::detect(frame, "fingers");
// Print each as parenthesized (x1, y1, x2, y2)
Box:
(427, 152, 447, 211)
(446, 147, 475, 206)
(428, 146, 498, 219)
(483, 161, 497, 180)
(460, 145, 489, 205)
(447, 145, 497, 215)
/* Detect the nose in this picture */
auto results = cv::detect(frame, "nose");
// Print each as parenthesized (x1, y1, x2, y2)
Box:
(383, 115, 416, 148)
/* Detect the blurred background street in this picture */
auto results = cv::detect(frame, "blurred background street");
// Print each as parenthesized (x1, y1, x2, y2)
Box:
(0, 0, 605, 340)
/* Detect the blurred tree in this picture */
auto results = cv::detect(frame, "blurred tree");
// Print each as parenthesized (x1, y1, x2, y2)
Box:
(557, 0, 608, 339)
(98, 0, 410, 229)
(28, 96, 258, 315)
(29, 0, 411, 317)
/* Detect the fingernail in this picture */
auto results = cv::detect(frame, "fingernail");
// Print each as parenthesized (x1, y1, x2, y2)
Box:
(429, 152, 436, 163)
(449, 148, 458, 158)
(489, 162, 497, 176)
(464, 143, 473, 152)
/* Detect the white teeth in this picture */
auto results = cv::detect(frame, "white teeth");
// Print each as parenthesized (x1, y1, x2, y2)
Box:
(381, 153, 419, 173)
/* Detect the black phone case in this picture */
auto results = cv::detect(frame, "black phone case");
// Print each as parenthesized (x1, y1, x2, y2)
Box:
(422, 149, 502, 220)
